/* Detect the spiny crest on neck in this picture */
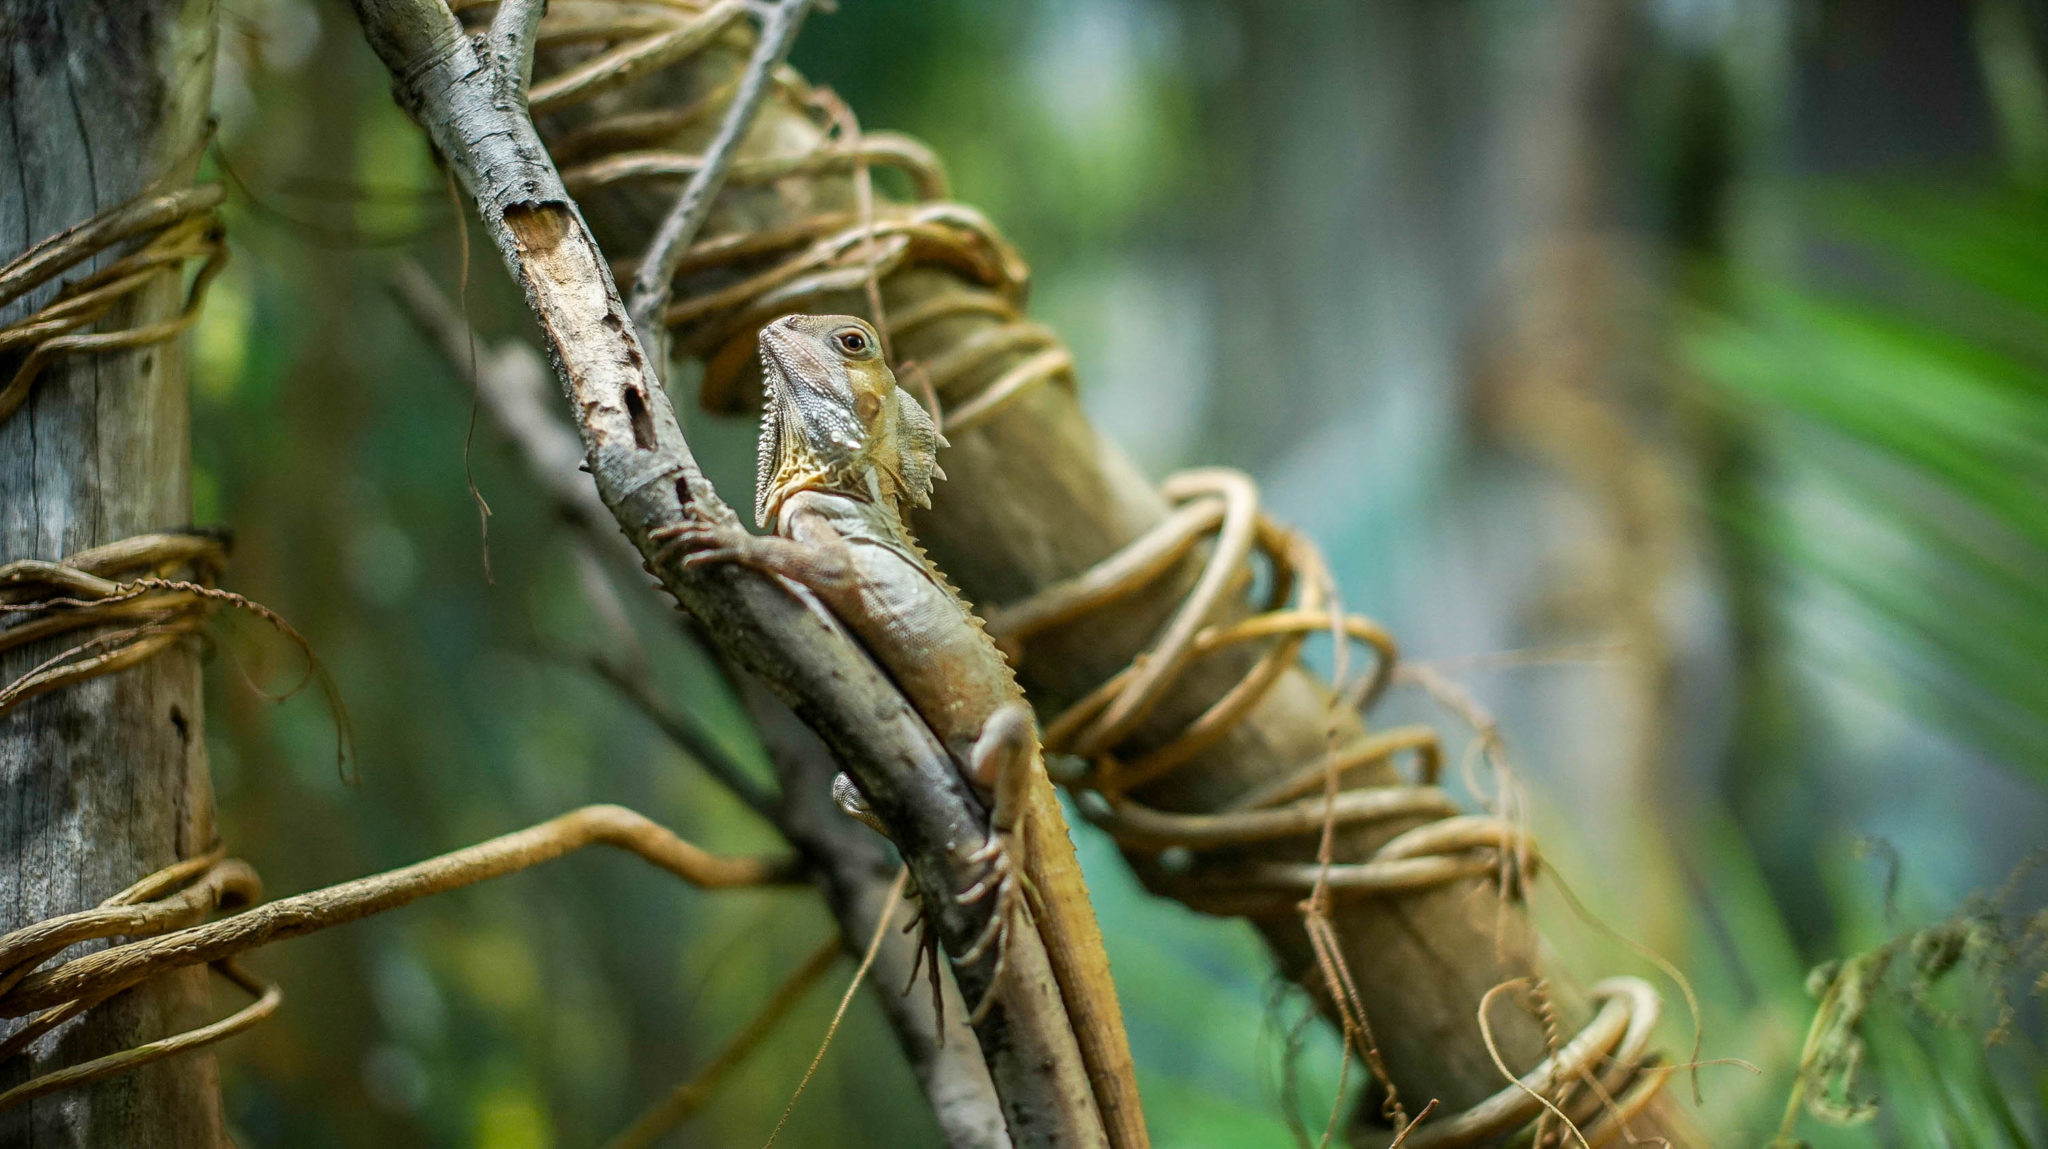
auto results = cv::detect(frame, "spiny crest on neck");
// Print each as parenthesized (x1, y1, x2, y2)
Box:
(754, 313, 948, 528)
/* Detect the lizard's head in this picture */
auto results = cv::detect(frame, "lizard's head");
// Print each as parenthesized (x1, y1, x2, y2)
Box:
(755, 314, 947, 528)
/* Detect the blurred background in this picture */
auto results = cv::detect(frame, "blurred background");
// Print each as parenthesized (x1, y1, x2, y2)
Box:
(188, 0, 2044, 1144)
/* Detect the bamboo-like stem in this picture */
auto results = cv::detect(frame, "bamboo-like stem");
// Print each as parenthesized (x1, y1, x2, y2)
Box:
(627, 0, 815, 361)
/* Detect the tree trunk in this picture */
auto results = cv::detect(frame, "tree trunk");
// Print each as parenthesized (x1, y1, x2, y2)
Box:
(0, 2, 226, 1145)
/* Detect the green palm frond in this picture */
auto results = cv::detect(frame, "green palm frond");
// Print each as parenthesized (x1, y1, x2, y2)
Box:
(1684, 184, 2048, 777)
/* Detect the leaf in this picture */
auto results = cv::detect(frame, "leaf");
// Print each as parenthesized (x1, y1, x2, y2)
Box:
(1684, 183, 2048, 777)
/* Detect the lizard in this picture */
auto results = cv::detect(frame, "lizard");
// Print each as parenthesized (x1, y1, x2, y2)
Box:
(654, 312, 1145, 1149)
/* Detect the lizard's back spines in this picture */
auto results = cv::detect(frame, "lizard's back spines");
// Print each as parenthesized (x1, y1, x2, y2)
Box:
(889, 386, 948, 512)
(892, 508, 1033, 709)
(754, 381, 780, 529)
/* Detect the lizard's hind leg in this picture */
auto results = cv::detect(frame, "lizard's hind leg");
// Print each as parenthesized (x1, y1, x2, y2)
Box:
(954, 702, 1040, 1023)
(831, 771, 890, 836)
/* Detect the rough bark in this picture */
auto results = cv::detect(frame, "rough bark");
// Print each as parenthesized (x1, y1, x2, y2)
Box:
(0, 1, 226, 1146)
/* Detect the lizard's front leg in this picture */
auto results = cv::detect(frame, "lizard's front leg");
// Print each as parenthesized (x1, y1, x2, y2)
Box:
(954, 702, 1042, 1022)
(649, 507, 856, 595)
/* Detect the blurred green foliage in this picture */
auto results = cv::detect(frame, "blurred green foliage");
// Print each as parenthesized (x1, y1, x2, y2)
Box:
(1681, 182, 2048, 1144)
(1687, 184, 2048, 776)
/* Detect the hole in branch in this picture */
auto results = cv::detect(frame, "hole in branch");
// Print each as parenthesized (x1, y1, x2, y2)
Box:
(623, 386, 656, 450)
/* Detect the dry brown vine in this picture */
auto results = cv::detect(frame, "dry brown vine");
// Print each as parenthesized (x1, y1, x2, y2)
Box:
(0, 183, 226, 424)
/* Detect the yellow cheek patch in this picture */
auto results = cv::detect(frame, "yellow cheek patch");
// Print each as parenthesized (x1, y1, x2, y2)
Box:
(846, 360, 896, 431)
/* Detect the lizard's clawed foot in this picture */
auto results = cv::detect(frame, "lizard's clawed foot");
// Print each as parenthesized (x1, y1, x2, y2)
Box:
(651, 511, 860, 593)
(950, 703, 1046, 1024)
(648, 512, 753, 570)
(953, 829, 1034, 1024)
(898, 895, 949, 1037)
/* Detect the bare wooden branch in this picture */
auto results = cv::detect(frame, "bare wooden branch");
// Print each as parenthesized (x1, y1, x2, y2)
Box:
(487, 0, 547, 87)
(0, 802, 807, 1116)
(738, 677, 1013, 1149)
(627, 0, 816, 362)
(349, 4, 1099, 1144)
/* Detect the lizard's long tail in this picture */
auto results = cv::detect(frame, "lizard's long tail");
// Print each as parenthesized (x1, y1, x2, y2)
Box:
(973, 702, 1145, 1146)
(1019, 756, 1148, 1149)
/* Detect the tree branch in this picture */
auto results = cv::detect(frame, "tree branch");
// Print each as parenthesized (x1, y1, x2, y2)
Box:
(627, 0, 816, 362)
(350, 6, 1098, 1144)
(486, 0, 547, 88)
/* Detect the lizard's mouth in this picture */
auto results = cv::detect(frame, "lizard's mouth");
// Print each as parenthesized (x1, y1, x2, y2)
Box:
(757, 339, 791, 391)
(756, 319, 813, 390)
(755, 334, 802, 427)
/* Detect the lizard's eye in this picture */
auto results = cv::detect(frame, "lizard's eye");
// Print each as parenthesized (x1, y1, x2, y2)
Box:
(835, 329, 870, 356)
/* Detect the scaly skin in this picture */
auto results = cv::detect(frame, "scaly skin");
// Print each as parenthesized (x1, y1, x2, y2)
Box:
(660, 314, 1145, 1149)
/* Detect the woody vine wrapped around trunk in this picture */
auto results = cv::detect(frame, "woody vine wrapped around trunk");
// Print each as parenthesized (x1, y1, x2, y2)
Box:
(487, 4, 1707, 1145)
